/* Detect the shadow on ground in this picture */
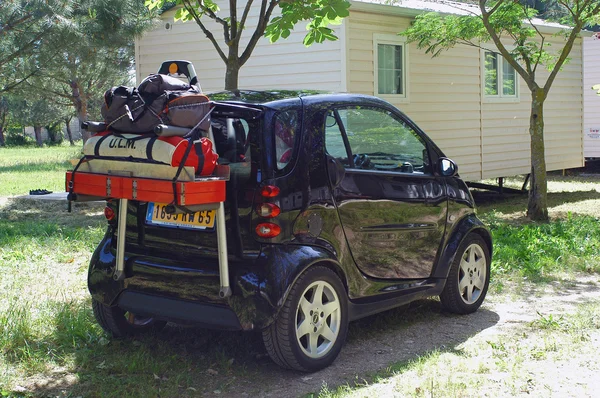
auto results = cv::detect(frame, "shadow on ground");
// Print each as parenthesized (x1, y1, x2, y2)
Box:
(13, 299, 499, 397)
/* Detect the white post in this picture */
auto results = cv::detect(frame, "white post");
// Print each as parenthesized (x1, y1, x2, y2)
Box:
(216, 201, 231, 297)
(114, 198, 128, 281)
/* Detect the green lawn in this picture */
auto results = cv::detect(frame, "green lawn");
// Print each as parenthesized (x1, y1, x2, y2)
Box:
(0, 146, 82, 196)
(1, 147, 599, 396)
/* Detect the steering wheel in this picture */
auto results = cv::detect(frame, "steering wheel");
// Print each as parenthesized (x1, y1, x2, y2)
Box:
(353, 154, 372, 169)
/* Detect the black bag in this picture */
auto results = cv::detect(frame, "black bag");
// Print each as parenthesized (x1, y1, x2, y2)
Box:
(101, 74, 211, 134)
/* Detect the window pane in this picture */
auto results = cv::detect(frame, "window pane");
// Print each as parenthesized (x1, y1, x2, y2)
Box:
(335, 108, 429, 174)
(378, 43, 403, 95)
(274, 110, 299, 169)
(502, 57, 516, 96)
(325, 111, 348, 160)
(484, 51, 498, 96)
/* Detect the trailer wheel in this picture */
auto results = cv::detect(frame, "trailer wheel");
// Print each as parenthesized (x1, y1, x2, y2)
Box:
(92, 299, 167, 337)
(262, 266, 348, 372)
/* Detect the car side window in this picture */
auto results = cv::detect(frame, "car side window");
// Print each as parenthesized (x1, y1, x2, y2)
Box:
(325, 107, 431, 174)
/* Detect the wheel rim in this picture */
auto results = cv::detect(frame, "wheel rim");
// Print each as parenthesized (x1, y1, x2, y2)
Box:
(125, 312, 155, 327)
(295, 280, 341, 359)
(458, 243, 487, 305)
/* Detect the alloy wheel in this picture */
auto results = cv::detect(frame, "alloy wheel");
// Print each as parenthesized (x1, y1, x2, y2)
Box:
(458, 243, 487, 305)
(295, 280, 341, 359)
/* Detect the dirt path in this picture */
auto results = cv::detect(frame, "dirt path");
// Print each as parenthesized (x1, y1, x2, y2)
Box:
(216, 276, 600, 397)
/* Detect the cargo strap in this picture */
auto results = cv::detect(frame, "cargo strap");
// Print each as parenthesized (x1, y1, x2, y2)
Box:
(170, 105, 215, 206)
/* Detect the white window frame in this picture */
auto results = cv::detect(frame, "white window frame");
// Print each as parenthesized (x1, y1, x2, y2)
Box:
(374, 34, 409, 103)
(481, 49, 520, 103)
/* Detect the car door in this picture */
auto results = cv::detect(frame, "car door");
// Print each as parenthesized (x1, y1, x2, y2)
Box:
(325, 106, 448, 280)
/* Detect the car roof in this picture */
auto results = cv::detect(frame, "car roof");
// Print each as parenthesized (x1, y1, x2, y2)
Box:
(208, 90, 392, 109)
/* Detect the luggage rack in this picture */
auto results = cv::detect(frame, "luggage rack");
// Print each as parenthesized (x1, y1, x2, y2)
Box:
(65, 164, 233, 298)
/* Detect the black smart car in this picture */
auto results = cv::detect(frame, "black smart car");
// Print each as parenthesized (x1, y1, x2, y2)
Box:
(90, 91, 492, 372)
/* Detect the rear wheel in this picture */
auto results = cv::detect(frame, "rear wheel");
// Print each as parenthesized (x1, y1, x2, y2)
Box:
(262, 266, 348, 372)
(92, 299, 167, 337)
(440, 234, 490, 314)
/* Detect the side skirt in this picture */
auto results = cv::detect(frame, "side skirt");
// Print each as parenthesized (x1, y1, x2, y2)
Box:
(348, 281, 444, 322)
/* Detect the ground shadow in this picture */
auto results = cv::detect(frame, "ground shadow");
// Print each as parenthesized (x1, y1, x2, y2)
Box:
(473, 189, 600, 216)
(12, 298, 499, 398)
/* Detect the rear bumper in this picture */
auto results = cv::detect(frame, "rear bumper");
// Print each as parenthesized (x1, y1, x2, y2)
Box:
(89, 232, 341, 331)
(117, 291, 242, 330)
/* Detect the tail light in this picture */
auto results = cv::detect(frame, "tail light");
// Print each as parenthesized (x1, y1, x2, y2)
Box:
(255, 184, 281, 238)
(256, 223, 281, 238)
(256, 203, 281, 218)
(104, 206, 115, 221)
(260, 185, 280, 198)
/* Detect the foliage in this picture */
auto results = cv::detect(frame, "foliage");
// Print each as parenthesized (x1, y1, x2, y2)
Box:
(145, 0, 350, 89)
(401, 0, 600, 222)
(0, 0, 72, 92)
(27, 0, 157, 142)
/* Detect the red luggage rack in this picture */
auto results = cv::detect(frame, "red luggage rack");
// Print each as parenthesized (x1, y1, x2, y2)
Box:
(65, 165, 233, 298)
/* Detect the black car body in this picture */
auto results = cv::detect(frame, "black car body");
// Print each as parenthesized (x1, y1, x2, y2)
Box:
(90, 91, 492, 371)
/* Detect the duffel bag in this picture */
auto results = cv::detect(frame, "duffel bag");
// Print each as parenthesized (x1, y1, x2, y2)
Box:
(83, 132, 218, 176)
(101, 74, 211, 134)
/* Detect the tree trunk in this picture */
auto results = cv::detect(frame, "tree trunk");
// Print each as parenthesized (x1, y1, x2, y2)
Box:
(70, 80, 91, 143)
(33, 124, 43, 147)
(224, 47, 240, 91)
(65, 117, 74, 146)
(527, 89, 549, 222)
(0, 126, 5, 146)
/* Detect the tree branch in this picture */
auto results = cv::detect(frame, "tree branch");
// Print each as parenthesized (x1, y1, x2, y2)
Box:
(479, 0, 537, 90)
(543, 1, 599, 92)
(198, 1, 231, 43)
(183, 0, 228, 63)
(240, 0, 279, 65)
(237, 0, 255, 41)
(230, 0, 237, 40)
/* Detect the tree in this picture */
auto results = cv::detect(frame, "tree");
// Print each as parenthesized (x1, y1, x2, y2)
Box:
(0, 97, 9, 146)
(0, 0, 72, 93)
(402, 0, 600, 221)
(10, 96, 64, 147)
(29, 0, 157, 142)
(145, 0, 350, 90)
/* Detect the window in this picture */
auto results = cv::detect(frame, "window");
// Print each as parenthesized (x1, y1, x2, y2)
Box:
(374, 34, 408, 100)
(484, 51, 518, 100)
(325, 107, 430, 175)
(273, 110, 299, 170)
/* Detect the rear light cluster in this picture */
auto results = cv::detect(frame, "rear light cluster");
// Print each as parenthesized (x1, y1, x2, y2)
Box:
(104, 206, 115, 221)
(255, 184, 281, 238)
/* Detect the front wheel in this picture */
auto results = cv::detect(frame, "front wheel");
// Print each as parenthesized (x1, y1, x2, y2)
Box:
(440, 234, 490, 314)
(92, 299, 167, 337)
(262, 266, 348, 372)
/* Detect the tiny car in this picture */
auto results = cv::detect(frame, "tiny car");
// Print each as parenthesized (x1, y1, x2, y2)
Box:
(89, 90, 492, 372)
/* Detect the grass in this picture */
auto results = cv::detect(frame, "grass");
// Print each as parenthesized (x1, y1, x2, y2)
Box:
(313, 302, 600, 398)
(0, 145, 82, 196)
(1, 148, 600, 396)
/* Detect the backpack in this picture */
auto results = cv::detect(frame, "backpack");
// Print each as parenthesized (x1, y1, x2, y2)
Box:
(101, 74, 211, 134)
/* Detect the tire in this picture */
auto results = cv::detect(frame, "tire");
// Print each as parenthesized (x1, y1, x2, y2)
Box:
(92, 299, 167, 337)
(440, 234, 491, 314)
(262, 266, 348, 372)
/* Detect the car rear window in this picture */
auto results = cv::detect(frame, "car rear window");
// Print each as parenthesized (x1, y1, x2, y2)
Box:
(274, 110, 300, 170)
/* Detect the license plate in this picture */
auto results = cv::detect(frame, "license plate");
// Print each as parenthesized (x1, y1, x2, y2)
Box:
(146, 203, 215, 230)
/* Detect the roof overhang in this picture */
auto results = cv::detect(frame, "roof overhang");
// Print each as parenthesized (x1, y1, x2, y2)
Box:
(350, 0, 594, 37)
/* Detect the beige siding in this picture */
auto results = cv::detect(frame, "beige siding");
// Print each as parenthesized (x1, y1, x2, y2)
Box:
(347, 11, 483, 180)
(584, 37, 600, 158)
(136, 3, 344, 92)
(347, 10, 585, 180)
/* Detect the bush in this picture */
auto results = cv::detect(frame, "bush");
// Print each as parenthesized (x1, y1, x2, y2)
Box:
(4, 127, 35, 147)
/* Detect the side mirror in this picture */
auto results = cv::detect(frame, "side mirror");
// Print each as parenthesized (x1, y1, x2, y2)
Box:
(327, 155, 346, 187)
(439, 157, 458, 177)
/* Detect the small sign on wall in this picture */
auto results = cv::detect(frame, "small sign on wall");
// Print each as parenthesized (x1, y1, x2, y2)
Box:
(587, 127, 600, 139)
